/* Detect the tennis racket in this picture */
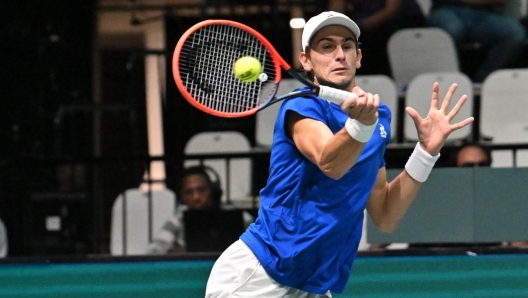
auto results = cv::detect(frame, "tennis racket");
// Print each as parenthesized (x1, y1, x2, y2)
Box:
(172, 19, 356, 118)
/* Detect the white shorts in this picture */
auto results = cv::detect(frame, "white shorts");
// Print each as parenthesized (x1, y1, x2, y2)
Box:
(205, 240, 332, 298)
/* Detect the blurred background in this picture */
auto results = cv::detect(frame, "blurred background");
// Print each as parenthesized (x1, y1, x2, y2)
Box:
(0, 0, 329, 257)
(1, 0, 528, 257)
(1, 1, 528, 297)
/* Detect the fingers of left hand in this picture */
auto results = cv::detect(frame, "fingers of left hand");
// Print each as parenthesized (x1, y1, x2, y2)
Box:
(447, 94, 468, 120)
(452, 116, 475, 131)
(440, 83, 458, 113)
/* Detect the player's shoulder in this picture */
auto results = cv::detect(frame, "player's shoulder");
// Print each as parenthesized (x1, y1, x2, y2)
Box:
(282, 87, 324, 109)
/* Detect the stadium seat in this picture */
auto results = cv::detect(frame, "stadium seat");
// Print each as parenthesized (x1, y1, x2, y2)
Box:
(388, 28, 459, 90)
(110, 188, 175, 255)
(480, 69, 528, 167)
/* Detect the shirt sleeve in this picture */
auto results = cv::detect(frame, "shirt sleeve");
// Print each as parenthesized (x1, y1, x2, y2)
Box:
(280, 94, 328, 124)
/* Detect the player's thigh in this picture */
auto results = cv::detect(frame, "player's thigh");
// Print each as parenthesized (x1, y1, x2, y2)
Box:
(233, 264, 333, 298)
(206, 240, 331, 298)
(205, 240, 261, 297)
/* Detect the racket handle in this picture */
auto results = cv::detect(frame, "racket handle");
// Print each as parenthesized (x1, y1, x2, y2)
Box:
(318, 86, 356, 104)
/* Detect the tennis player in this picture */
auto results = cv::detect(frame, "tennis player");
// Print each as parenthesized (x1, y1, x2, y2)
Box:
(205, 11, 474, 297)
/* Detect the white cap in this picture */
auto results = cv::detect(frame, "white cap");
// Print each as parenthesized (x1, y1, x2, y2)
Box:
(302, 11, 361, 51)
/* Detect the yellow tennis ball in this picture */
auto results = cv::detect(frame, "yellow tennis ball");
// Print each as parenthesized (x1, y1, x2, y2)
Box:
(233, 56, 262, 83)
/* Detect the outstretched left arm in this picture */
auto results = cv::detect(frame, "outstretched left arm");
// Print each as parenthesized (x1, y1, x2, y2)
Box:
(366, 82, 474, 232)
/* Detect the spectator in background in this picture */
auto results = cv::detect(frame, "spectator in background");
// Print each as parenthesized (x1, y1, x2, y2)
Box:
(455, 142, 492, 167)
(146, 166, 253, 254)
(429, 0, 526, 83)
(328, 0, 427, 76)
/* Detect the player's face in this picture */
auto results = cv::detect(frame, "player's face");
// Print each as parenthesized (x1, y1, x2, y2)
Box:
(300, 25, 361, 91)
(180, 174, 213, 209)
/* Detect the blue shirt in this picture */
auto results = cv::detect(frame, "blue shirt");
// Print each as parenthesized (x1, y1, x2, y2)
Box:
(240, 87, 392, 294)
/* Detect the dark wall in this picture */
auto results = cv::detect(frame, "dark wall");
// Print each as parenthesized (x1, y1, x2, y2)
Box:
(1, 0, 95, 159)
(0, 0, 96, 256)
(95, 49, 149, 253)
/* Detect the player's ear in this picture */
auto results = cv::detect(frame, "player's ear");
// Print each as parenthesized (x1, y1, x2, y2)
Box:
(355, 48, 362, 69)
(299, 51, 312, 71)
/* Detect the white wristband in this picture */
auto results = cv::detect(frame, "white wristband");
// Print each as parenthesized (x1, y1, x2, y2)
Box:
(345, 118, 378, 143)
(405, 142, 440, 182)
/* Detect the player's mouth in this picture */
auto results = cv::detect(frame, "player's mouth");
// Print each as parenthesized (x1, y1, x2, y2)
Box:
(332, 67, 348, 73)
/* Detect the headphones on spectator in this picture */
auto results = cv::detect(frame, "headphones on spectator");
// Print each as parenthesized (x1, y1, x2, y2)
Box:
(203, 165, 223, 206)
(178, 165, 223, 208)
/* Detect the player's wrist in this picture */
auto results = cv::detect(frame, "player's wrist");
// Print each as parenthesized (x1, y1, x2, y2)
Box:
(345, 118, 378, 143)
(405, 142, 441, 182)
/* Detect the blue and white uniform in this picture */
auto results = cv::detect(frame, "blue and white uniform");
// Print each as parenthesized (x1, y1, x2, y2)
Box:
(240, 86, 392, 294)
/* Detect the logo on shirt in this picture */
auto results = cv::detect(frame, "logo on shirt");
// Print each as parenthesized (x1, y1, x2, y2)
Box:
(379, 124, 387, 138)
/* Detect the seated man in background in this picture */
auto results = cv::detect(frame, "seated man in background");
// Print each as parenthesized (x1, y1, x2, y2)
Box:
(429, 0, 526, 83)
(146, 166, 253, 254)
(455, 142, 492, 167)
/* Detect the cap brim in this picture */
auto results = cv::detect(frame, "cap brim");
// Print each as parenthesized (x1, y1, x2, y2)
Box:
(303, 15, 360, 51)
(313, 17, 360, 40)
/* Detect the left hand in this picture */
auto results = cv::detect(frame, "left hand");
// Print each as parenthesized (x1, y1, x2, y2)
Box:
(405, 82, 474, 156)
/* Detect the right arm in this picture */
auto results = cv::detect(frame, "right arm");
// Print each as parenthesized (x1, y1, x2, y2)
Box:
(287, 88, 380, 179)
(288, 112, 366, 179)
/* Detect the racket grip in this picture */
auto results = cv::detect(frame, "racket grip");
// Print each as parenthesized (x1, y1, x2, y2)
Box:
(318, 86, 356, 103)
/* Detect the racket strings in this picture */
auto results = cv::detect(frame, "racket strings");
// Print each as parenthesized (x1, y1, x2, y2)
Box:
(179, 24, 276, 113)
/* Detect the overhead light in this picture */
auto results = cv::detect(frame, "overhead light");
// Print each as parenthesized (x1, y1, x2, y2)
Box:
(289, 18, 305, 29)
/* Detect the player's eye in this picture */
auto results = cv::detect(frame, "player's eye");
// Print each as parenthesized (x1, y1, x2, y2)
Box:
(342, 43, 354, 50)
(321, 44, 333, 50)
